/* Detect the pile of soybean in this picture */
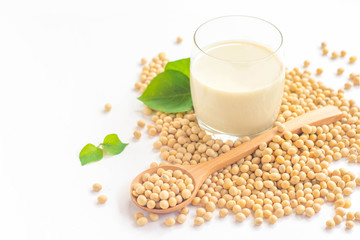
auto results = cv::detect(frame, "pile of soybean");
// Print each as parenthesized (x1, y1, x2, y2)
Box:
(133, 48, 360, 229)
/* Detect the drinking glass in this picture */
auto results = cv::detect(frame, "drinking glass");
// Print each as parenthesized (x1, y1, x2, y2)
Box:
(190, 15, 284, 140)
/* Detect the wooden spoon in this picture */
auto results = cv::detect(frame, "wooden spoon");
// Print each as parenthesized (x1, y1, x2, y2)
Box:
(130, 106, 343, 214)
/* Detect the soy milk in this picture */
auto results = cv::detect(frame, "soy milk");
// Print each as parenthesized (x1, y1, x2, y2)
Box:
(190, 41, 284, 136)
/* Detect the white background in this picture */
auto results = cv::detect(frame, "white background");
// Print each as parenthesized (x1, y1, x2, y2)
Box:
(1, 0, 360, 239)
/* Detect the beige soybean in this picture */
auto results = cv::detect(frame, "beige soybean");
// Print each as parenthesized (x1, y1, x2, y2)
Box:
(326, 219, 335, 229)
(205, 202, 216, 212)
(143, 107, 152, 115)
(305, 207, 315, 217)
(354, 211, 360, 220)
(134, 212, 144, 220)
(337, 68, 344, 75)
(204, 212, 213, 221)
(345, 220, 355, 229)
(304, 60, 310, 68)
(149, 213, 159, 221)
(176, 37, 183, 44)
(194, 217, 204, 226)
(137, 217, 148, 226)
(334, 215, 343, 225)
(349, 56, 357, 63)
(140, 58, 147, 65)
(254, 218, 263, 226)
(165, 217, 176, 226)
(316, 68, 323, 75)
(134, 130, 142, 139)
(180, 207, 189, 215)
(104, 103, 112, 112)
(196, 208, 206, 217)
(92, 183, 102, 192)
(219, 209, 228, 218)
(177, 214, 187, 224)
(137, 120, 146, 128)
(235, 213, 246, 222)
(97, 195, 107, 204)
(336, 207, 346, 217)
(269, 215, 278, 224)
(346, 212, 354, 221)
(331, 52, 339, 59)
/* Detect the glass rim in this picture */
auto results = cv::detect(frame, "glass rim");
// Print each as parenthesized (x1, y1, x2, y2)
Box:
(193, 15, 284, 63)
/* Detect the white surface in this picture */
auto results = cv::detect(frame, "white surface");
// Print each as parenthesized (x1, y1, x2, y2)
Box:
(1, 0, 360, 239)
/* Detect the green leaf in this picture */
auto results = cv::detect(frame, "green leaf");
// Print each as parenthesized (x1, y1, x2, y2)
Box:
(102, 134, 128, 155)
(138, 70, 193, 113)
(79, 144, 103, 166)
(164, 58, 190, 78)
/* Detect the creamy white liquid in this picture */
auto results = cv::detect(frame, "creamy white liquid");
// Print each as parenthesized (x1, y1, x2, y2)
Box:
(190, 41, 284, 136)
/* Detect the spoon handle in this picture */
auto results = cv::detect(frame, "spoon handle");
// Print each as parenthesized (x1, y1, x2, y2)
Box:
(187, 106, 343, 182)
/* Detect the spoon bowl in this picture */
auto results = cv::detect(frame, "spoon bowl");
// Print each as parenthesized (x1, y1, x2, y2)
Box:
(130, 106, 343, 214)
(130, 164, 198, 213)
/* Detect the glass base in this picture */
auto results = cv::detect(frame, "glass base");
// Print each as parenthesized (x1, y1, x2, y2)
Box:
(197, 119, 272, 142)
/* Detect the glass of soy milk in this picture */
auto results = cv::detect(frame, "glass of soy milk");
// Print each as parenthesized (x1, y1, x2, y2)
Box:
(191, 15, 284, 139)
